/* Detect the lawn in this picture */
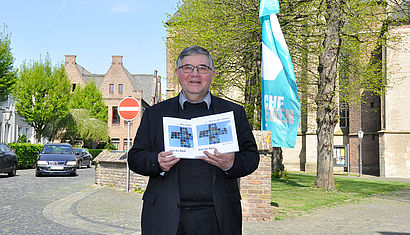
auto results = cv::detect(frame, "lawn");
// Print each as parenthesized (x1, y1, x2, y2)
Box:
(271, 172, 410, 220)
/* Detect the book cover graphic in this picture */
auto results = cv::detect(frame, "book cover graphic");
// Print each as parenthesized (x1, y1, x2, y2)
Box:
(163, 111, 239, 158)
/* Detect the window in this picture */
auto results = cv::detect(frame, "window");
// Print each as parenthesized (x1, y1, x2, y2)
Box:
(339, 101, 349, 128)
(112, 106, 120, 124)
(109, 84, 114, 94)
(123, 138, 133, 151)
(111, 138, 120, 150)
(18, 126, 23, 136)
(118, 84, 123, 94)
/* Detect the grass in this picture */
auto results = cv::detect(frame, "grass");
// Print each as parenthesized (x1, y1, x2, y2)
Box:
(271, 172, 410, 220)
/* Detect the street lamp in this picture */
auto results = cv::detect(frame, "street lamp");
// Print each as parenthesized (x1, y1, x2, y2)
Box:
(358, 129, 364, 177)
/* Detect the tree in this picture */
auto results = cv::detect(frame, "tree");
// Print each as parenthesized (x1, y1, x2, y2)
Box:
(44, 80, 108, 145)
(278, 0, 408, 189)
(167, 0, 409, 189)
(0, 25, 17, 102)
(48, 109, 109, 147)
(13, 57, 71, 142)
(166, 0, 262, 129)
(68, 80, 108, 122)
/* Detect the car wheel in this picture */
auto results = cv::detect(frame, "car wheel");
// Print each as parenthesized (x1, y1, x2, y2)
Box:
(35, 172, 42, 177)
(8, 163, 17, 177)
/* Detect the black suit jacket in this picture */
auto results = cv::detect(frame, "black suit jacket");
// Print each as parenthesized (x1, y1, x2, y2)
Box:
(128, 94, 259, 235)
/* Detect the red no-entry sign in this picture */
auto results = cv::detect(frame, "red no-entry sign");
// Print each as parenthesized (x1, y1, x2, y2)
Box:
(118, 97, 141, 121)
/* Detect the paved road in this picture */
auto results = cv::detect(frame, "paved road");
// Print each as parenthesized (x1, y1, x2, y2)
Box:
(0, 167, 95, 235)
(2, 168, 410, 235)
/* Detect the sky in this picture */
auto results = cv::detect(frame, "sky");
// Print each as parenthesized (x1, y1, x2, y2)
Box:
(0, 0, 181, 84)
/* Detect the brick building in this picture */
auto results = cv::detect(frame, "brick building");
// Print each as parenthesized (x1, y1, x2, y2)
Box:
(65, 55, 161, 151)
(278, 25, 410, 178)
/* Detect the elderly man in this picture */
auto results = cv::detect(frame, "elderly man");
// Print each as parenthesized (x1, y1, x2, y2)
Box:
(128, 46, 259, 235)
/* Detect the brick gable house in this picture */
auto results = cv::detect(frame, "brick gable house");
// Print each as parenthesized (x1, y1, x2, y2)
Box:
(65, 55, 161, 151)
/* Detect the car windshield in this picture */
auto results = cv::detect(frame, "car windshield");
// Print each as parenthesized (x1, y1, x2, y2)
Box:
(42, 146, 72, 154)
(73, 149, 82, 154)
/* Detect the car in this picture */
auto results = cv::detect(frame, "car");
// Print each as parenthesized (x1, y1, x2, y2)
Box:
(73, 148, 92, 168)
(35, 143, 77, 177)
(0, 143, 18, 177)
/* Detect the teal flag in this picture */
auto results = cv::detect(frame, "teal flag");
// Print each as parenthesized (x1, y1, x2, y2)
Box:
(259, 0, 301, 148)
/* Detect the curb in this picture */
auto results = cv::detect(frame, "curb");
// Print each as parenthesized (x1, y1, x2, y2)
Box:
(43, 186, 140, 235)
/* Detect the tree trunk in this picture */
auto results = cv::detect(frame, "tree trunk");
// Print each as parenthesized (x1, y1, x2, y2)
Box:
(244, 49, 261, 130)
(315, 0, 344, 189)
(271, 147, 284, 173)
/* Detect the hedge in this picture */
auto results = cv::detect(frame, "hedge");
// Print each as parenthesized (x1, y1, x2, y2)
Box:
(86, 149, 105, 161)
(8, 143, 106, 168)
(8, 143, 43, 169)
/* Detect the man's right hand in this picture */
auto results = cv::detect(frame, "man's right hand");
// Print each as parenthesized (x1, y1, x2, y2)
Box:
(158, 151, 180, 172)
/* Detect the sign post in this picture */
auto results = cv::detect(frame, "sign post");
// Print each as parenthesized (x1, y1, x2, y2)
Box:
(118, 97, 141, 192)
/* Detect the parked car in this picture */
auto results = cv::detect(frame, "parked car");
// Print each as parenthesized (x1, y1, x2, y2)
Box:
(35, 143, 77, 177)
(73, 148, 92, 168)
(0, 143, 18, 177)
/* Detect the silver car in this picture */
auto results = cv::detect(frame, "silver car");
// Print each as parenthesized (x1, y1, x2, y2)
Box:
(35, 143, 78, 177)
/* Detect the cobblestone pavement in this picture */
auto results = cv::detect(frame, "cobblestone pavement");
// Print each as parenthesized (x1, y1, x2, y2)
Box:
(0, 167, 96, 235)
(2, 169, 410, 235)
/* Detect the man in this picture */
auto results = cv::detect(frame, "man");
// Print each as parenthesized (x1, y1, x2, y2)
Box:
(128, 46, 259, 235)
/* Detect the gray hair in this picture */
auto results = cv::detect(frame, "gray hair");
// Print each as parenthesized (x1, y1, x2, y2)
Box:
(176, 46, 214, 70)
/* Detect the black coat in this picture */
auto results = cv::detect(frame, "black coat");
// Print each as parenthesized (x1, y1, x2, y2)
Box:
(128, 94, 260, 235)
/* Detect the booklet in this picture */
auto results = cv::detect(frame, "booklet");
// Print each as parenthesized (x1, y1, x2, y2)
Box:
(163, 111, 239, 158)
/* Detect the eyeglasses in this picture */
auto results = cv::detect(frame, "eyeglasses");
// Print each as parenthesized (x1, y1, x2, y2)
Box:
(178, 64, 212, 74)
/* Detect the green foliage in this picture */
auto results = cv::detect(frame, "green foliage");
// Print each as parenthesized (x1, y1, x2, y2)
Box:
(166, 0, 262, 129)
(16, 134, 28, 143)
(8, 143, 43, 169)
(133, 186, 145, 194)
(46, 80, 108, 145)
(0, 25, 17, 102)
(47, 109, 109, 145)
(12, 56, 71, 141)
(167, 0, 409, 189)
(272, 169, 288, 179)
(70, 109, 109, 142)
(87, 149, 105, 160)
(68, 80, 108, 122)
(104, 142, 117, 150)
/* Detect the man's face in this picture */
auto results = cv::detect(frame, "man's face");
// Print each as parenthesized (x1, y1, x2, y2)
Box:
(176, 54, 215, 102)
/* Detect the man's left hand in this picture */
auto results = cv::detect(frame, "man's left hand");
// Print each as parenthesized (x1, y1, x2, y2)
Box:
(201, 149, 234, 171)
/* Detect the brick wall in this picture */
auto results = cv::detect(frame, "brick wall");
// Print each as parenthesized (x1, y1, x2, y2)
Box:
(94, 130, 274, 221)
(240, 131, 273, 221)
(94, 151, 149, 191)
(95, 162, 149, 191)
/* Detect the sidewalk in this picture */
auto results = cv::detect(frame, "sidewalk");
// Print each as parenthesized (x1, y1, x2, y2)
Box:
(43, 179, 410, 235)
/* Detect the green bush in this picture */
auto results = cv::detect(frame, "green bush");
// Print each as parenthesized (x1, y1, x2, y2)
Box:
(272, 169, 288, 179)
(87, 149, 104, 160)
(17, 134, 28, 143)
(9, 143, 43, 169)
